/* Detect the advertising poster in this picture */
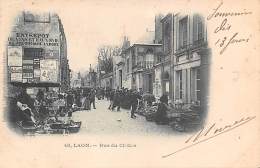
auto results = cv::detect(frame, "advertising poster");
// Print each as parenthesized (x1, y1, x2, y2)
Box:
(34, 69, 40, 78)
(22, 72, 33, 79)
(22, 64, 34, 73)
(10, 66, 22, 73)
(7, 46, 22, 66)
(10, 73, 22, 82)
(40, 59, 58, 82)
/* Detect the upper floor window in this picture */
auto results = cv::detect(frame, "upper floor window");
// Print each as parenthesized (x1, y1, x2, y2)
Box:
(179, 17, 188, 49)
(132, 50, 136, 66)
(163, 22, 171, 54)
(193, 15, 204, 43)
(24, 12, 50, 23)
(126, 58, 130, 73)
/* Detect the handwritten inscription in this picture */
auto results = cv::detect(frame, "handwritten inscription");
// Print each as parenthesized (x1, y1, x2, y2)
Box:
(162, 115, 256, 158)
(207, 1, 252, 20)
(208, 1, 252, 54)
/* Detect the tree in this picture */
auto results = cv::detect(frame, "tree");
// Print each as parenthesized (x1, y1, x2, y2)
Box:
(97, 45, 122, 74)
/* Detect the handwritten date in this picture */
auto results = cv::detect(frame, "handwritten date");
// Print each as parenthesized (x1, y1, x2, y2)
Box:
(215, 32, 250, 55)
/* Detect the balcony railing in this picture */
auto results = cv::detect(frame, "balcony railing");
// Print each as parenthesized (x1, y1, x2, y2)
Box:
(134, 61, 154, 70)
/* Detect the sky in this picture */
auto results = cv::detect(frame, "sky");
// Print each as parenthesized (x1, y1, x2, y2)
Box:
(57, 2, 157, 73)
(2, 0, 197, 73)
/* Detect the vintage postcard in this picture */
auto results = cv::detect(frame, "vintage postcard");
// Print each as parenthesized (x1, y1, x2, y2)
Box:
(0, 0, 259, 167)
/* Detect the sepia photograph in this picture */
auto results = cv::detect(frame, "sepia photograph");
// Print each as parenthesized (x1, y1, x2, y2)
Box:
(6, 11, 210, 136)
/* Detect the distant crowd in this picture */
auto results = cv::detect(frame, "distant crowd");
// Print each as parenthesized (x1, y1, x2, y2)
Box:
(96, 87, 143, 118)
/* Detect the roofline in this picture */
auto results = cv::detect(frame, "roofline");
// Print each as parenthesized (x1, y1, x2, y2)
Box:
(132, 43, 162, 46)
(161, 13, 173, 22)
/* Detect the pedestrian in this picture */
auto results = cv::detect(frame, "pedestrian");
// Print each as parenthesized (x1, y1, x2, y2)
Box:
(117, 90, 122, 111)
(108, 89, 114, 110)
(75, 89, 81, 107)
(90, 89, 96, 109)
(84, 89, 91, 110)
(112, 90, 120, 111)
(66, 90, 74, 109)
(130, 90, 141, 118)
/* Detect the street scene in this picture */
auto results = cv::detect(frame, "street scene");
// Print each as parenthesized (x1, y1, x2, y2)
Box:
(70, 99, 174, 135)
(6, 11, 211, 135)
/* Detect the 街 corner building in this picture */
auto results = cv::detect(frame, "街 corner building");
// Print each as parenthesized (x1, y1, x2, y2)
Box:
(7, 11, 70, 96)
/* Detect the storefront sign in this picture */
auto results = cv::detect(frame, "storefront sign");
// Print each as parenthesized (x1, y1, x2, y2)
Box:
(8, 33, 59, 47)
(7, 46, 22, 66)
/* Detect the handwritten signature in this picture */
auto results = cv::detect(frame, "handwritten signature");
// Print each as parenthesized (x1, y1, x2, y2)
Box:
(162, 115, 256, 158)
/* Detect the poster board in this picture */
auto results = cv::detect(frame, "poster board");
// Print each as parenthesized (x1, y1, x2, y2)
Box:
(7, 46, 22, 66)
(40, 59, 58, 82)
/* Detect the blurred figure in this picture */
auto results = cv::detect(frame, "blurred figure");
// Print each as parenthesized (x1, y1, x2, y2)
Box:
(90, 89, 96, 110)
(108, 89, 114, 110)
(155, 94, 169, 124)
(130, 90, 142, 118)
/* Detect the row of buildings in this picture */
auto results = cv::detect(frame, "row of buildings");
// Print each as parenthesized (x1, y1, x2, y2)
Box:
(7, 11, 71, 97)
(99, 13, 211, 110)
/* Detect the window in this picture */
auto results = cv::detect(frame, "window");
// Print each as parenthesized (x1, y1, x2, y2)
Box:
(164, 22, 171, 53)
(178, 70, 183, 99)
(179, 17, 188, 49)
(132, 55, 136, 67)
(193, 15, 204, 43)
(126, 58, 130, 73)
(24, 12, 50, 23)
(198, 21, 203, 40)
(195, 68, 201, 101)
(24, 48, 44, 59)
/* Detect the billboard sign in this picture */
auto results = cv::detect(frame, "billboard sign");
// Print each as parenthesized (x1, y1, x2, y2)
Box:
(8, 46, 22, 66)
(40, 59, 58, 83)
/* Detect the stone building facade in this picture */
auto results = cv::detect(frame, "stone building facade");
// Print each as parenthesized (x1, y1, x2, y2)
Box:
(7, 11, 70, 93)
(173, 13, 210, 111)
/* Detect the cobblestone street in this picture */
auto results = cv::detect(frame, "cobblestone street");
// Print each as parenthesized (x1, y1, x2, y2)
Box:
(71, 99, 174, 136)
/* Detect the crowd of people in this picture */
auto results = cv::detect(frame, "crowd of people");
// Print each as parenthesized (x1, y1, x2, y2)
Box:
(97, 87, 143, 118)
(7, 87, 97, 127)
(8, 85, 177, 130)
(95, 87, 172, 121)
